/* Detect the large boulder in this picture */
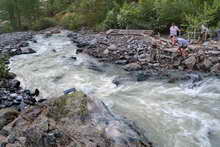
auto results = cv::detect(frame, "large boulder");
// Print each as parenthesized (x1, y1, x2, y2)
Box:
(1, 91, 152, 147)
(183, 55, 196, 70)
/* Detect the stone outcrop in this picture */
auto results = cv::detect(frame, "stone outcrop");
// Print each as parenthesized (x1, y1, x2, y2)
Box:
(0, 91, 152, 147)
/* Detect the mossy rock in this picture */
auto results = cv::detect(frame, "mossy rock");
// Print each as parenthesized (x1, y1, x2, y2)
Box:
(47, 91, 89, 121)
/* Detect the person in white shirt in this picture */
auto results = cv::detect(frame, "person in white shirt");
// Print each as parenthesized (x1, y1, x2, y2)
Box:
(170, 23, 181, 45)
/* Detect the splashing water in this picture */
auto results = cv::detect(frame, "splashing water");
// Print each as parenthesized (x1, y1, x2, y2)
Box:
(10, 31, 220, 147)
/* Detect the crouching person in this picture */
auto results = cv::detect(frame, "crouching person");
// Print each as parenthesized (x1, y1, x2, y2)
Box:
(171, 36, 189, 57)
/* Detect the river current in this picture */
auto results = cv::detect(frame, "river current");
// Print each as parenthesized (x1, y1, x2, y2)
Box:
(9, 31, 220, 147)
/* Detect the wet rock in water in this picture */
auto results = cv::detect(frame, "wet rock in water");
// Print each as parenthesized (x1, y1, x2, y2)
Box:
(32, 39, 37, 43)
(112, 76, 130, 86)
(9, 48, 22, 56)
(76, 41, 89, 48)
(45, 33, 52, 38)
(21, 48, 36, 54)
(115, 60, 128, 65)
(31, 89, 40, 97)
(8, 80, 20, 89)
(123, 63, 142, 71)
(167, 72, 190, 83)
(211, 63, 220, 73)
(67, 33, 78, 39)
(0, 91, 152, 147)
(63, 88, 76, 95)
(135, 71, 151, 81)
(23, 89, 31, 96)
(87, 63, 103, 72)
(76, 48, 83, 54)
(191, 74, 202, 83)
(52, 49, 57, 52)
(18, 42, 29, 48)
(69, 56, 77, 60)
(183, 55, 196, 70)
(37, 99, 47, 103)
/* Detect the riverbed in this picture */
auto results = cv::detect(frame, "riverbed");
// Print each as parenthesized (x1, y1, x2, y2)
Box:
(9, 30, 220, 147)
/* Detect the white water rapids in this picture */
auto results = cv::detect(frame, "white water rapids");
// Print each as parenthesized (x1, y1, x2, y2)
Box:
(9, 31, 220, 147)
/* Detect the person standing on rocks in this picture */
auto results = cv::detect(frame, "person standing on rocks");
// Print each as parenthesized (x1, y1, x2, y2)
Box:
(198, 24, 209, 43)
(170, 23, 181, 46)
(172, 36, 189, 57)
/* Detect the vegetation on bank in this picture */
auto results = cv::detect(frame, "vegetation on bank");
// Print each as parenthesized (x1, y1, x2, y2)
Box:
(0, 0, 220, 34)
(0, 56, 9, 79)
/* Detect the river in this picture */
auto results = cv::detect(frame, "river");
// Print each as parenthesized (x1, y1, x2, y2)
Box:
(9, 30, 220, 147)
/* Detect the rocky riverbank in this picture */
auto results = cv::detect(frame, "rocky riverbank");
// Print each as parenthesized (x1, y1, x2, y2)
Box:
(67, 30, 220, 82)
(0, 31, 42, 111)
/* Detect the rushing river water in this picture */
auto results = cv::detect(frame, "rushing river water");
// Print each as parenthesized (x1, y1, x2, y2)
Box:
(9, 31, 220, 147)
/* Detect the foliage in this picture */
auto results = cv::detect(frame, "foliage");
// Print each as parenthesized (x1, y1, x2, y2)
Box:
(0, 0, 41, 30)
(31, 17, 57, 31)
(185, 1, 218, 33)
(0, 0, 220, 32)
(0, 57, 9, 79)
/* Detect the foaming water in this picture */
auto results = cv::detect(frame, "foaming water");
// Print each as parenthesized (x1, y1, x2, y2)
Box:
(10, 31, 220, 147)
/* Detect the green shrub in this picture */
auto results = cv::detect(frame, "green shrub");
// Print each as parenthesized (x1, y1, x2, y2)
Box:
(102, 9, 119, 29)
(116, 3, 140, 29)
(31, 17, 57, 31)
(0, 57, 9, 79)
(0, 22, 13, 33)
(60, 14, 86, 30)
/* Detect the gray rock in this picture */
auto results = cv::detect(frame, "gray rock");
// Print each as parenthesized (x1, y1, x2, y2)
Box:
(211, 63, 220, 73)
(21, 48, 36, 54)
(183, 55, 196, 70)
(103, 49, 109, 55)
(7, 135, 16, 144)
(123, 63, 142, 71)
(115, 60, 128, 65)
(108, 44, 117, 50)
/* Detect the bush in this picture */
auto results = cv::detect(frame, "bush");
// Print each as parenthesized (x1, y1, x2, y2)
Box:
(0, 57, 9, 79)
(31, 17, 57, 31)
(60, 13, 86, 30)
(0, 22, 13, 33)
(102, 9, 119, 29)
